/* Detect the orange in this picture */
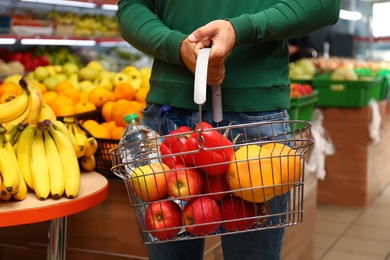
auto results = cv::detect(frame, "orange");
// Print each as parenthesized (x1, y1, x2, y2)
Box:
(88, 124, 111, 139)
(101, 100, 115, 122)
(33, 82, 47, 94)
(88, 86, 116, 108)
(79, 91, 89, 101)
(113, 82, 136, 101)
(110, 99, 134, 127)
(0, 82, 22, 96)
(50, 95, 74, 116)
(74, 100, 97, 114)
(135, 87, 149, 103)
(111, 126, 125, 140)
(54, 80, 74, 93)
(42, 91, 58, 105)
(0, 93, 17, 104)
(56, 104, 75, 117)
(82, 119, 100, 131)
(263, 143, 302, 194)
(58, 86, 80, 104)
(226, 144, 281, 203)
(100, 120, 117, 132)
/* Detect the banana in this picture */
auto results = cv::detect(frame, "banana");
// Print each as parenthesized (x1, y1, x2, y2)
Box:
(72, 123, 89, 157)
(0, 126, 20, 194)
(24, 84, 43, 126)
(80, 155, 96, 172)
(0, 86, 29, 124)
(30, 128, 50, 200)
(0, 176, 12, 201)
(43, 129, 65, 199)
(49, 124, 81, 199)
(52, 120, 73, 145)
(6, 121, 28, 146)
(83, 137, 98, 157)
(15, 124, 36, 189)
(3, 139, 27, 201)
(38, 102, 57, 122)
(74, 143, 86, 158)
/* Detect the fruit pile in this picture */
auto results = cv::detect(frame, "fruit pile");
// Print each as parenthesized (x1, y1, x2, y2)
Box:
(6, 61, 151, 140)
(290, 83, 314, 98)
(126, 123, 303, 241)
(0, 78, 82, 201)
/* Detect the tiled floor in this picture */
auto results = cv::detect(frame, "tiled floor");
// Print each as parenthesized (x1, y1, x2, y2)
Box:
(315, 183, 390, 260)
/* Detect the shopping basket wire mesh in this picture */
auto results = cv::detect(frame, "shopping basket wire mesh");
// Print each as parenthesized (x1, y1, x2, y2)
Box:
(110, 48, 314, 244)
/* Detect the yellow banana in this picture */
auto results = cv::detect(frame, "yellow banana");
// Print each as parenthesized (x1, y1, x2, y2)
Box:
(52, 120, 73, 145)
(38, 102, 57, 122)
(43, 129, 65, 199)
(24, 84, 43, 126)
(80, 155, 96, 172)
(0, 86, 30, 124)
(0, 126, 21, 194)
(3, 140, 27, 201)
(73, 143, 86, 158)
(49, 124, 81, 199)
(2, 90, 32, 133)
(6, 121, 29, 146)
(83, 137, 98, 157)
(15, 124, 36, 189)
(0, 176, 12, 201)
(30, 128, 50, 200)
(72, 123, 89, 157)
(65, 122, 86, 158)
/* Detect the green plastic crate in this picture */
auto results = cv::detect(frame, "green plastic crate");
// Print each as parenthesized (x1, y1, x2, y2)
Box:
(311, 74, 383, 107)
(288, 90, 318, 130)
(377, 70, 390, 100)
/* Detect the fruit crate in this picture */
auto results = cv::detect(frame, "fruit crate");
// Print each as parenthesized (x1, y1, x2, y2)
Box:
(311, 74, 383, 107)
(94, 137, 119, 178)
(288, 90, 318, 130)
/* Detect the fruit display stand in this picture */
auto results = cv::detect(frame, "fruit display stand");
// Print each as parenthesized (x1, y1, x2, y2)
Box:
(317, 100, 390, 208)
(0, 171, 108, 260)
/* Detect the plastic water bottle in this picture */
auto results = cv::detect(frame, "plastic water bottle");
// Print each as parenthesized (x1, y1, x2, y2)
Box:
(119, 113, 161, 175)
(158, 105, 185, 136)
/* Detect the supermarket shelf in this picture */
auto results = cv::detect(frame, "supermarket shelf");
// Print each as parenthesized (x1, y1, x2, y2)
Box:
(1, 0, 118, 10)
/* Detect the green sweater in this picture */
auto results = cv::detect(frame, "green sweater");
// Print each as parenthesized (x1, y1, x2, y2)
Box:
(117, 0, 340, 112)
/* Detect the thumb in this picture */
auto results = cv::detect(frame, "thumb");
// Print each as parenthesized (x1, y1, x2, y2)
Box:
(188, 32, 200, 43)
(188, 26, 209, 43)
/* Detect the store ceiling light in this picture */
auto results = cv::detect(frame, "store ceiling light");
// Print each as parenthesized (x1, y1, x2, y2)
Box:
(21, 0, 96, 8)
(101, 4, 118, 11)
(339, 9, 362, 21)
(21, 39, 96, 46)
(0, 38, 17, 45)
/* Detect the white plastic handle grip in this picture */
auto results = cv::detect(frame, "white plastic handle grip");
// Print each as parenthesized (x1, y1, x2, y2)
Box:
(194, 48, 223, 123)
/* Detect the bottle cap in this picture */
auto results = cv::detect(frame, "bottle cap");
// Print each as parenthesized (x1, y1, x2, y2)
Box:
(124, 113, 139, 123)
(159, 105, 173, 116)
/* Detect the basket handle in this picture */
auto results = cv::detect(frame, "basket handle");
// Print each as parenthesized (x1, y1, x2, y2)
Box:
(193, 48, 223, 123)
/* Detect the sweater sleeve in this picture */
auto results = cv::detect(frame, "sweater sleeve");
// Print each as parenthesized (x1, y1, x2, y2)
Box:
(117, 0, 186, 65)
(228, 0, 341, 45)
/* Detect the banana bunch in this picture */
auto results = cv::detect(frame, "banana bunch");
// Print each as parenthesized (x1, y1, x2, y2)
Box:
(14, 119, 81, 200)
(0, 124, 27, 201)
(64, 117, 98, 172)
(0, 78, 44, 133)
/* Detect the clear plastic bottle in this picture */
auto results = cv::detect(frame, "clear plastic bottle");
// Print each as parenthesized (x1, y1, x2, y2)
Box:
(158, 105, 185, 136)
(119, 113, 161, 175)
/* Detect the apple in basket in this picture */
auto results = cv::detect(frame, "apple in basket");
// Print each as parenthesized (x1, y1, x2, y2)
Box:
(182, 196, 222, 236)
(219, 195, 258, 231)
(201, 172, 231, 201)
(145, 200, 183, 240)
(130, 162, 170, 202)
(166, 164, 204, 201)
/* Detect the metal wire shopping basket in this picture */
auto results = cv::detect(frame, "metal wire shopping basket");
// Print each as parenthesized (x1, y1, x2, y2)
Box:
(110, 49, 315, 244)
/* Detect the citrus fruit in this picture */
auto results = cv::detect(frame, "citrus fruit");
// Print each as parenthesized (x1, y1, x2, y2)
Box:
(110, 99, 132, 127)
(54, 80, 74, 93)
(226, 144, 281, 203)
(56, 104, 76, 117)
(0, 82, 22, 96)
(42, 91, 58, 105)
(263, 143, 302, 194)
(88, 124, 111, 139)
(0, 93, 17, 104)
(74, 100, 97, 114)
(100, 120, 117, 132)
(88, 86, 116, 108)
(113, 81, 136, 101)
(111, 126, 125, 140)
(101, 101, 115, 122)
(50, 95, 74, 116)
(57, 85, 80, 104)
(33, 82, 47, 94)
(135, 88, 149, 103)
(82, 119, 100, 131)
(79, 91, 89, 101)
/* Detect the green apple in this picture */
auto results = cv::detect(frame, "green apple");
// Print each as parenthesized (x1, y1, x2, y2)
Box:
(45, 65, 57, 77)
(54, 65, 63, 74)
(34, 66, 50, 82)
(86, 60, 105, 72)
(62, 62, 80, 76)
(97, 70, 114, 81)
(43, 76, 61, 91)
(79, 67, 98, 81)
(94, 78, 113, 91)
(68, 73, 79, 82)
(79, 80, 96, 92)
(112, 72, 129, 86)
(54, 74, 68, 83)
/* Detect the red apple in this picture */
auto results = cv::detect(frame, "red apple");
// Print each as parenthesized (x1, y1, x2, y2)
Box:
(130, 162, 170, 202)
(201, 172, 230, 201)
(166, 164, 203, 201)
(219, 195, 258, 231)
(182, 196, 222, 236)
(145, 200, 183, 240)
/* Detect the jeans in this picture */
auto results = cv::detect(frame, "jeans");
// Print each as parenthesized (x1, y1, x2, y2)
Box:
(141, 103, 291, 260)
